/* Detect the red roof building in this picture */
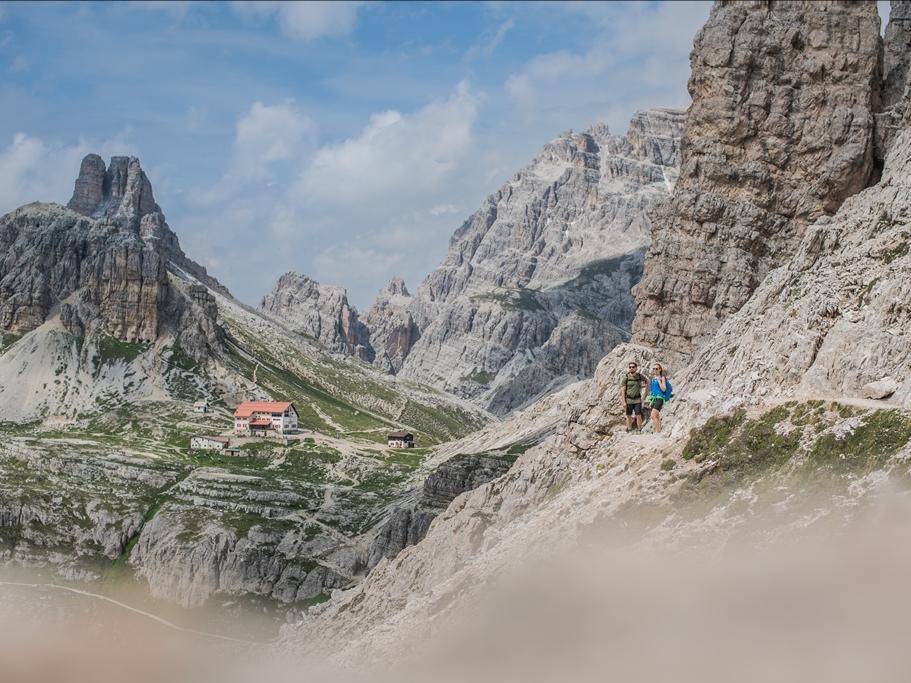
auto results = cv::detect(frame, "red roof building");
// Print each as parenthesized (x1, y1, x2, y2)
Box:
(233, 401, 298, 435)
(233, 401, 294, 418)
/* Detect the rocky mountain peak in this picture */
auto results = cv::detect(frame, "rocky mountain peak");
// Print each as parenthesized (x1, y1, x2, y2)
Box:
(381, 276, 410, 298)
(260, 272, 372, 361)
(371, 108, 684, 413)
(363, 277, 419, 374)
(68, 153, 159, 227)
(0, 153, 223, 361)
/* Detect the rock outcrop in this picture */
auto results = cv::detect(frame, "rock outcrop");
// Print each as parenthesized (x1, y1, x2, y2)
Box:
(0, 155, 222, 360)
(385, 109, 683, 414)
(877, 1, 911, 159)
(362, 277, 419, 373)
(633, 1, 883, 365)
(260, 272, 372, 361)
(366, 453, 514, 569)
(884, 1, 911, 110)
(679, 125, 911, 413)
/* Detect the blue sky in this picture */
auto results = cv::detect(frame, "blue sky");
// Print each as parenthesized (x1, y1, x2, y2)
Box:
(0, 1, 893, 307)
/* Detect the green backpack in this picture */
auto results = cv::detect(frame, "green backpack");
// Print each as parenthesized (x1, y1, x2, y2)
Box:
(623, 372, 645, 402)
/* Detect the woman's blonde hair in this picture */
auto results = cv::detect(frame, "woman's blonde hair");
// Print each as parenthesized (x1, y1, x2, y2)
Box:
(652, 362, 664, 376)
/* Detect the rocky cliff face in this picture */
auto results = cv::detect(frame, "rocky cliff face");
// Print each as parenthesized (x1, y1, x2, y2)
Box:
(362, 277, 419, 373)
(377, 109, 683, 414)
(366, 452, 514, 569)
(259, 272, 371, 360)
(0, 155, 221, 361)
(633, 1, 883, 365)
(679, 128, 911, 415)
(878, 1, 911, 158)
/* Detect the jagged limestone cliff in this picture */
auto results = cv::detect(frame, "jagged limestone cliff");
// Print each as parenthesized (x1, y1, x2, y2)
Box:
(633, 1, 883, 364)
(262, 110, 682, 414)
(362, 277, 419, 374)
(1, 153, 224, 361)
(259, 272, 371, 360)
(390, 109, 684, 414)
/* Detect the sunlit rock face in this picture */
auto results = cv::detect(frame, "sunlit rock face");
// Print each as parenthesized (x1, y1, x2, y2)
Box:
(633, 1, 883, 365)
(389, 108, 684, 414)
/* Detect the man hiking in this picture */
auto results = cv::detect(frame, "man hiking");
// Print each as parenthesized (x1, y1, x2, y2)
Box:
(620, 361, 648, 432)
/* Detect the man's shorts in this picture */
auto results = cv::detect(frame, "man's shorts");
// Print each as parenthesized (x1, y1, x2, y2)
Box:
(625, 402, 642, 417)
(651, 398, 665, 412)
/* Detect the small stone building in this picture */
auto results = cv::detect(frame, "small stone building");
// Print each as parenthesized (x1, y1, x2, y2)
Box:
(193, 400, 208, 413)
(387, 431, 415, 448)
(190, 435, 230, 451)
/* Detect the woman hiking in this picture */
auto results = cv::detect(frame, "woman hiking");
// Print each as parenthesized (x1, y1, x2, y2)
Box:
(648, 363, 672, 433)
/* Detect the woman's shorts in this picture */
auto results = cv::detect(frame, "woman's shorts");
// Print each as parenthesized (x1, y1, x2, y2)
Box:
(625, 403, 643, 416)
(651, 398, 665, 412)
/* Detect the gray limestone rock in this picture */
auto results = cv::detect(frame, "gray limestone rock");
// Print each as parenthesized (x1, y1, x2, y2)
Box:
(633, 1, 883, 365)
(362, 277, 419, 373)
(392, 110, 683, 414)
(679, 127, 911, 412)
(259, 272, 372, 361)
(366, 453, 514, 569)
(1, 154, 224, 361)
(862, 378, 900, 400)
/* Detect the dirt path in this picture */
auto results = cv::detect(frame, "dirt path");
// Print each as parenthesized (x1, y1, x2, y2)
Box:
(0, 581, 266, 645)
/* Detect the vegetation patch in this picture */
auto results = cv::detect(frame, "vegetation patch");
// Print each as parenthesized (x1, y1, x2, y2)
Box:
(575, 308, 600, 321)
(0, 333, 21, 354)
(299, 591, 331, 609)
(681, 410, 746, 463)
(807, 410, 911, 475)
(472, 287, 544, 312)
(95, 336, 150, 366)
(464, 369, 496, 385)
(882, 240, 909, 265)
(563, 255, 629, 291)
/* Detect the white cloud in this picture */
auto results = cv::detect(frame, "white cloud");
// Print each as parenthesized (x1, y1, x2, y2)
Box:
(199, 100, 314, 203)
(184, 105, 208, 133)
(177, 82, 485, 307)
(234, 100, 314, 179)
(314, 246, 405, 294)
(878, 1, 891, 32)
(295, 81, 481, 205)
(430, 203, 460, 216)
(504, 1, 709, 132)
(0, 131, 137, 215)
(463, 17, 514, 62)
(231, 1, 363, 41)
(126, 1, 194, 19)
